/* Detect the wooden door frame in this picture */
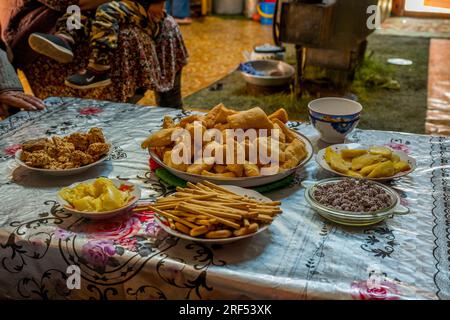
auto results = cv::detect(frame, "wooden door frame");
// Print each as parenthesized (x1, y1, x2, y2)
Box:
(392, 0, 450, 18)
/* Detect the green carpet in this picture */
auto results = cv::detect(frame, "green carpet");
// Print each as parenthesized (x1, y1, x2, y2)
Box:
(184, 34, 429, 134)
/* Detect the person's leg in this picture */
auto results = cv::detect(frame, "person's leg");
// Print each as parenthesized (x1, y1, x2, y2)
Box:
(28, 12, 91, 64)
(154, 69, 183, 108)
(89, 1, 150, 71)
(65, 0, 149, 89)
(55, 11, 92, 44)
(170, 0, 192, 24)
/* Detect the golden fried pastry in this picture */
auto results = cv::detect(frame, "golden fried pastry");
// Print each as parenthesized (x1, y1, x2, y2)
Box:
(141, 128, 176, 148)
(227, 107, 274, 130)
(186, 158, 215, 175)
(163, 150, 189, 172)
(22, 138, 49, 152)
(162, 116, 175, 129)
(273, 123, 286, 143)
(271, 119, 297, 142)
(59, 162, 76, 169)
(45, 144, 60, 158)
(281, 139, 307, 169)
(71, 150, 94, 166)
(66, 132, 89, 151)
(226, 164, 244, 177)
(178, 115, 200, 127)
(243, 163, 260, 177)
(57, 155, 71, 164)
(202, 104, 225, 128)
(185, 121, 207, 139)
(268, 108, 288, 123)
(152, 146, 169, 160)
(87, 127, 106, 144)
(201, 170, 236, 178)
(86, 143, 110, 159)
(213, 164, 228, 174)
(52, 137, 76, 159)
(24, 151, 53, 168)
(214, 105, 236, 124)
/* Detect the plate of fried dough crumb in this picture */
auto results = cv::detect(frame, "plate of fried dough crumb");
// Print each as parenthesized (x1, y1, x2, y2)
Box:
(15, 127, 111, 176)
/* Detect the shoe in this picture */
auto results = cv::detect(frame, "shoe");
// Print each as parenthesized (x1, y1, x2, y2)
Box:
(28, 33, 74, 63)
(65, 69, 112, 90)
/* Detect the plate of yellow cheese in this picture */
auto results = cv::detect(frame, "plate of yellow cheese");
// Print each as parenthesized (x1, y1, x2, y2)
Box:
(316, 144, 416, 181)
(57, 177, 141, 219)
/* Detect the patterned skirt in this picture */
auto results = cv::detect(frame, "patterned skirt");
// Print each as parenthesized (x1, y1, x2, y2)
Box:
(23, 15, 188, 103)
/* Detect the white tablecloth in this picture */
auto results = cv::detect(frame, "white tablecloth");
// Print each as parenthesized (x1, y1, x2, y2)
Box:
(0, 97, 448, 300)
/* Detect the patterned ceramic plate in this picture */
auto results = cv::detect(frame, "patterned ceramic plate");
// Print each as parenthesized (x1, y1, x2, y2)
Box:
(154, 185, 272, 245)
(316, 143, 416, 181)
(57, 178, 141, 220)
(15, 148, 110, 176)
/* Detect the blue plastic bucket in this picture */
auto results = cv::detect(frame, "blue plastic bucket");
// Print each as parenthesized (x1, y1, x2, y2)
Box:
(258, 2, 275, 25)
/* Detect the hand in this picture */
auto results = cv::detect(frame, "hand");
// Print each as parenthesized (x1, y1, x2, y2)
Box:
(0, 91, 45, 111)
(148, 2, 165, 22)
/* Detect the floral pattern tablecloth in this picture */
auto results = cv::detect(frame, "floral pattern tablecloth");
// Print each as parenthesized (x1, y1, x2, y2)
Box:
(0, 97, 449, 300)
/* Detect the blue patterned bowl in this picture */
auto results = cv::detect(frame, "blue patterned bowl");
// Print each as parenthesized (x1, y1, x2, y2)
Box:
(308, 97, 362, 120)
(309, 114, 360, 143)
(308, 98, 362, 143)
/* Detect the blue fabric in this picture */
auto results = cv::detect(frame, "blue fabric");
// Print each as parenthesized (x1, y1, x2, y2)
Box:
(166, 0, 191, 18)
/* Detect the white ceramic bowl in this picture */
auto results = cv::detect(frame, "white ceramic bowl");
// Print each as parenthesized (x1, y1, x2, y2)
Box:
(308, 97, 363, 143)
(240, 60, 295, 87)
(154, 185, 273, 244)
(57, 178, 141, 220)
(150, 131, 313, 188)
(15, 149, 110, 176)
(316, 143, 417, 181)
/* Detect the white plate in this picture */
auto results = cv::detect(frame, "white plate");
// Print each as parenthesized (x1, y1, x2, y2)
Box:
(150, 131, 313, 187)
(154, 185, 273, 244)
(57, 178, 141, 220)
(316, 143, 416, 181)
(15, 148, 110, 176)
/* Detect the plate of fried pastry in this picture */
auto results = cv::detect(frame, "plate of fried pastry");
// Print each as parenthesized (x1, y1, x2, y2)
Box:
(142, 104, 313, 187)
(15, 127, 110, 176)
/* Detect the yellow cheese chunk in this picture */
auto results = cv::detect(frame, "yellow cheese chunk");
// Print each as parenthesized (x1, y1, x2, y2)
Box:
(367, 161, 395, 178)
(346, 170, 364, 178)
(329, 152, 351, 174)
(360, 163, 380, 176)
(390, 153, 400, 163)
(394, 161, 411, 173)
(351, 154, 383, 171)
(369, 146, 392, 157)
(324, 146, 334, 164)
(341, 149, 367, 159)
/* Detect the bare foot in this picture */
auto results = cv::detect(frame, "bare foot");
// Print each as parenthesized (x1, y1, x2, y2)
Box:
(175, 17, 192, 25)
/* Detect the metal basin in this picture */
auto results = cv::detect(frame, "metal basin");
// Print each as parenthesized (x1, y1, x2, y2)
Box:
(240, 60, 295, 87)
